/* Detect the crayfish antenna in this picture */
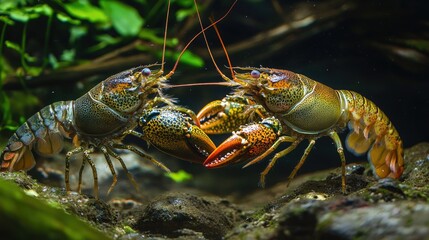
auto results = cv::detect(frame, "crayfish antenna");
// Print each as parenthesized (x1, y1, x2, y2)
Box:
(194, 0, 247, 87)
(194, 0, 234, 83)
(160, 0, 171, 75)
(210, 18, 236, 81)
(164, 0, 238, 80)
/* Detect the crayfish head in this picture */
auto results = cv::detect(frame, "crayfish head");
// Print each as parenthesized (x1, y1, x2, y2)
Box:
(96, 65, 166, 114)
(233, 67, 307, 113)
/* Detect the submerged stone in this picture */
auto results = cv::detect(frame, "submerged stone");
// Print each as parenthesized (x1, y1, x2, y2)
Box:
(134, 192, 239, 239)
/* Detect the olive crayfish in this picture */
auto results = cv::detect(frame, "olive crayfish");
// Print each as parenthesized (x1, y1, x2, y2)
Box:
(194, 13, 404, 193)
(0, 1, 238, 198)
(0, 65, 216, 197)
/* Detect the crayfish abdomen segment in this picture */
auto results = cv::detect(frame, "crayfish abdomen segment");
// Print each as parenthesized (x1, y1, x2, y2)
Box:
(339, 90, 404, 178)
(1, 101, 74, 171)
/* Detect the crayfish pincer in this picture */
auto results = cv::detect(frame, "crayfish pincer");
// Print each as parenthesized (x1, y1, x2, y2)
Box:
(138, 106, 215, 163)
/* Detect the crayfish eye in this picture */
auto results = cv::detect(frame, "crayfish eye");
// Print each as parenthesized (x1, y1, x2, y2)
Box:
(142, 68, 151, 76)
(250, 70, 260, 78)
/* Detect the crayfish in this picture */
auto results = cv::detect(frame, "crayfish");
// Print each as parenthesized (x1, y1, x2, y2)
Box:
(0, 1, 237, 198)
(193, 5, 404, 193)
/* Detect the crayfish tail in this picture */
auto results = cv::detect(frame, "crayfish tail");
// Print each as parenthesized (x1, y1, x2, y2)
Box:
(368, 139, 404, 179)
(1, 101, 73, 172)
(1, 144, 36, 171)
(339, 90, 404, 179)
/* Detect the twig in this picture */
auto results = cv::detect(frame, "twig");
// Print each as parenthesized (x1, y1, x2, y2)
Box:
(92, 40, 143, 63)
(3, 54, 154, 90)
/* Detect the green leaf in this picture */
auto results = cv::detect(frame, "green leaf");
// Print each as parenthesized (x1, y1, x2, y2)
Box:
(24, 66, 42, 76)
(123, 226, 137, 234)
(176, 8, 195, 22)
(165, 50, 204, 67)
(60, 49, 76, 62)
(64, 1, 109, 23)
(165, 170, 192, 183)
(5, 41, 37, 63)
(5, 40, 21, 52)
(48, 54, 59, 69)
(139, 30, 178, 47)
(87, 35, 121, 52)
(9, 9, 31, 22)
(0, 16, 14, 25)
(56, 13, 81, 25)
(28, 4, 53, 16)
(0, 0, 17, 11)
(100, 0, 144, 37)
(70, 26, 87, 43)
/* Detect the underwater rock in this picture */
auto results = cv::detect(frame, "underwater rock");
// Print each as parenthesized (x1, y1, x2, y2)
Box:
(133, 192, 240, 239)
(317, 201, 429, 239)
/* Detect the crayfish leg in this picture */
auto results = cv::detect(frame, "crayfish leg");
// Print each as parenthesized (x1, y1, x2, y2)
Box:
(259, 139, 300, 188)
(77, 159, 86, 194)
(107, 145, 140, 192)
(83, 147, 98, 198)
(100, 146, 118, 196)
(329, 131, 347, 194)
(112, 143, 171, 173)
(65, 146, 84, 194)
(286, 139, 316, 187)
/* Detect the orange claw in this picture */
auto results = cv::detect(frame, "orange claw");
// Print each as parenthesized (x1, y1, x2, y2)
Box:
(204, 117, 281, 168)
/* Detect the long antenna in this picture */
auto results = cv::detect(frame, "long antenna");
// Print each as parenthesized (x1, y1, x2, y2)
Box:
(194, 0, 232, 82)
(211, 19, 236, 81)
(164, 0, 238, 79)
(161, 0, 170, 74)
(168, 82, 235, 88)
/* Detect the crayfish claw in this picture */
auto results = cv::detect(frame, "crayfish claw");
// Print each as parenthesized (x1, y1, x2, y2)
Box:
(204, 117, 283, 169)
(204, 134, 247, 168)
(197, 96, 262, 134)
(140, 107, 216, 163)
